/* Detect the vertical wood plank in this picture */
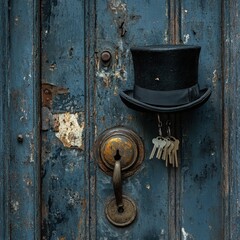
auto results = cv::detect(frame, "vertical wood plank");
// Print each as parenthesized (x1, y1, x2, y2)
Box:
(180, 1, 222, 239)
(85, 0, 97, 239)
(41, 1, 88, 239)
(222, 1, 240, 239)
(167, 1, 182, 239)
(0, 1, 10, 239)
(7, 0, 41, 239)
(94, 1, 170, 239)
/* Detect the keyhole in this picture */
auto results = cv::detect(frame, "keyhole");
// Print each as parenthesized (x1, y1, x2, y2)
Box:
(118, 206, 124, 213)
(114, 149, 121, 161)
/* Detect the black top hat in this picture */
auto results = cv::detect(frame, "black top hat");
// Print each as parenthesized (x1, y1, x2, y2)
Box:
(119, 45, 211, 112)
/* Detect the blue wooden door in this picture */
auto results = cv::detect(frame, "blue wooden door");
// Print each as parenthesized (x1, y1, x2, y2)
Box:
(1, 0, 240, 239)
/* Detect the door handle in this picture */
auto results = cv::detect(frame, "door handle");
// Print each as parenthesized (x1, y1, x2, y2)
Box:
(93, 127, 145, 227)
(113, 155, 123, 213)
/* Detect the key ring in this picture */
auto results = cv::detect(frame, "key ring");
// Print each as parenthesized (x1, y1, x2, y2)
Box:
(166, 120, 171, 137)
(157, 114, 162, 137)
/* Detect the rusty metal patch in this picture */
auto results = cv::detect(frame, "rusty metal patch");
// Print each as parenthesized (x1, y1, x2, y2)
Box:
(42, 83, 69, 109)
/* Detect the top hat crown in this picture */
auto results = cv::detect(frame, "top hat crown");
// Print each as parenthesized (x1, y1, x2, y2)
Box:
(120, 45, 211, 112)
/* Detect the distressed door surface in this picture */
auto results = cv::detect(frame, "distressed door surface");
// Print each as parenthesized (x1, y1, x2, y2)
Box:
(1, 0, 240, 239)
(41, 1, 222, 239)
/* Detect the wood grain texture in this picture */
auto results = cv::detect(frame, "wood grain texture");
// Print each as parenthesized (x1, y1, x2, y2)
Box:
(167, 1, 181, 239)
(222, 1, 240, 239)
(0, 1, 10, 239)
(41, 1, 88, 239)
(1, 0, 239, 239)
(94, 1, 170, 239)
(180, 1, 222, 239)
(4, 0, 41, 239)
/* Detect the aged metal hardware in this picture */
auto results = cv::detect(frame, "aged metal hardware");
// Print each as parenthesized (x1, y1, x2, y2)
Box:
(94, 126, 144, 178)
(17, 134, 24, 143)
(41, 83, 68, 109)
(41, 107, 53, 131)
(101, 51, 112, 66)
(93, 127, 144, 226)
(113, 154, 123, 212)
(105, 195, 137, 227)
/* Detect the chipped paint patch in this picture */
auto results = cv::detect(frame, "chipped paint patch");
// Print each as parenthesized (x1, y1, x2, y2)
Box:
(67, 190, 81, 206)
(182, 228, 188, 240)
(42, 83, 69, 109)
(49, 62, 57, 71)
(24, 177, 33, 186)
(54, 112, 84, 149)
(96, 70, 112, 87)
(109, 0, 127, 14)
(164, 29, 168, 43)
(182, 227, 194, 240)
(146, 184, 151, 190)
(25, 133, 35, 162)
(183, 34, 190, 44)
(114, 85, 119, 95)
(11, 201, 20, 212)
(96, 63, 127, 87)
(212, 69, 218, 87)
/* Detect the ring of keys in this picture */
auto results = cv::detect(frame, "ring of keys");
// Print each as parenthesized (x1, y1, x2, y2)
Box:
(149, 135, 180, 167)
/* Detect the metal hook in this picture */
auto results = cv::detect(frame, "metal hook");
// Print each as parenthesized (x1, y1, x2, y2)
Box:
(157, 114, 162, 137)
(166, 120, 171, 137)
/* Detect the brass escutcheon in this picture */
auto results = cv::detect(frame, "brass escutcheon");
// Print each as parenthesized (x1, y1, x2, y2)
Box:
(93, 126, 144, 227)
(93, 126, 145, 178)
(105, 195, 137, 227)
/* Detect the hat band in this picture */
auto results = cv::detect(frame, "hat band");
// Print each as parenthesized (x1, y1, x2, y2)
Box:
(134, 84, 200, 106)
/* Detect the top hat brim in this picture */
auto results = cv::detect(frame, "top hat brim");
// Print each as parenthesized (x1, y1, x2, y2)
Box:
(119, 88, 211, 113)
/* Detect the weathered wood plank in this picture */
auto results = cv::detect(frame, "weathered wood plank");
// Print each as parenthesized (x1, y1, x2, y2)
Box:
(7, 0, 41, 239)
(85, 1, 97, 239)
(167, 1, 182, 239)
(94, 1, 170, 239)
(222, 1, 240, 239)
(0, 1, 10, 239)
(180, 1, 222, 239)
(41, 1, 88, 239)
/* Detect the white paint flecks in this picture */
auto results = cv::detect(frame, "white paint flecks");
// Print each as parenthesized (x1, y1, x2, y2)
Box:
(96, 70, 112, 87)
(182, 227, 193, 240)
(11, 201, 20, 212)
(118, 38, 124, 52)
(54, 112, 84, 149)
(212, 69, 218, 86)
(182, 228, 188, 240)
(146, 184, 151, 190)
(109, 0, 127, 14)
(164, 29, 168, 43)
(20, 107, 28, 120)
(183, 34, 190, 44)
(25, 133, 35, 162)
(114, 85, 119, 96)
(95, 63, 127, 86)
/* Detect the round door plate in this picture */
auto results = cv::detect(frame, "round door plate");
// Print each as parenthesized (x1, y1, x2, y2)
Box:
(105, 195, 137, 227)
(93, 127, 145, 178)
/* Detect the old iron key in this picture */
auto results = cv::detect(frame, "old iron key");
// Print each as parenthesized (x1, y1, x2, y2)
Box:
(149, 137, 160, 159)
(156, 138, 167, 159)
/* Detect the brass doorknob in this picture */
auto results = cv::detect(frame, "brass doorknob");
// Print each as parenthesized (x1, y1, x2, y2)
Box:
(93, 127, 145, 227)
(93, 126, 145, 178)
